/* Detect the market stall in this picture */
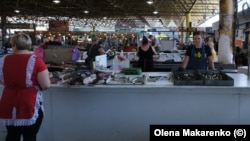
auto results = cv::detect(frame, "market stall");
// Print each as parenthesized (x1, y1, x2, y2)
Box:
(30, 73, 250, 141)
(0, 72, 249, 141)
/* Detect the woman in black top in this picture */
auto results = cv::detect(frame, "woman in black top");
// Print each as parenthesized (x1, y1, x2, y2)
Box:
(180, 32, 215, 70)
(137, 36, 157, 72)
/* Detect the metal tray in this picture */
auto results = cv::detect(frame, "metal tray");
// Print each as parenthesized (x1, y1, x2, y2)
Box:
(173, 70, 234, 86)
(173, 70, 203, 85)
(198, 70, 234, 86)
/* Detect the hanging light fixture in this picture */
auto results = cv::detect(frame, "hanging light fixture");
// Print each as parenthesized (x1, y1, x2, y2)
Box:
(14, 0, 20, 14)
(14, 9, 20, 13)
(153, 10, 158, 14)
(53, 0, 60, 4)
(147, 0, 153, 5)
(83, 10, 89, 14)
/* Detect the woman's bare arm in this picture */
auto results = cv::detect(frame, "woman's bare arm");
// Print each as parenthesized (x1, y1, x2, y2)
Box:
(37, 69, 51, 90)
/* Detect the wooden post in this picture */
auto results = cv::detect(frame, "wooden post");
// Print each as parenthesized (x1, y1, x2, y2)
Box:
(218, 0, 235, 64)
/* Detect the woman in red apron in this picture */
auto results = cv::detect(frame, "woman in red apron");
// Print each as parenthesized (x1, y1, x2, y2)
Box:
(0, 33, 51, 141)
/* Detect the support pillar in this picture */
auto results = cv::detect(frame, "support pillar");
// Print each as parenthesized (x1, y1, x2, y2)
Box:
(1, 14, 7, 47)
(186, 13, 191, 43)
(218, 0, 234, 64)
(244, 23, 249, 50)
(180, 22, 185, 43)
(246, 23, 250, 76)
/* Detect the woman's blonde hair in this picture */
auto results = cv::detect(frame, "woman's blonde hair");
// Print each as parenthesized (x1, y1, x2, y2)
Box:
(10, 33, 32, 50)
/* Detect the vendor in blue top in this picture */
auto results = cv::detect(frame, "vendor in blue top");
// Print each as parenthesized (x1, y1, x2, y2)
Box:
(179, 32, 215, 70)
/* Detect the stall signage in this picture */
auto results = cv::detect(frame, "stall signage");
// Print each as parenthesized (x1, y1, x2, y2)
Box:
(147, 28, 157, 32)
(205, 27, 213, 33)
(49, 20, 69, 32)
(197, 27, 206, 32)
(147, 28, 169, 32)
(156, 29, 170, 32)
(188, 27, 196, 32)
(169, 27, 177, 31)
(4, 23, 34, 29)
(178, 27, 187, 32)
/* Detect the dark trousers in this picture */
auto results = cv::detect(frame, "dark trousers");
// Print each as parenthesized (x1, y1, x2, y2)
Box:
(5, 108, 43, 141)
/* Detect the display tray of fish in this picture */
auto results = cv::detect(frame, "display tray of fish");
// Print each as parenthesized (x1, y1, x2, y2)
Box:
(173, 70, 234, 86)
(104, 74, 146, 85)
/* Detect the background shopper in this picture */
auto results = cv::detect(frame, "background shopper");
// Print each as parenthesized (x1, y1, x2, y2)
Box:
(137, 36, 157, 72)
(85, 35, 105, 72)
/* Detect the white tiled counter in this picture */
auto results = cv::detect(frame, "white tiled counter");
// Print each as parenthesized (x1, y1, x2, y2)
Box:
(0, 72, 250, 141)
(238, 66, 248, 75)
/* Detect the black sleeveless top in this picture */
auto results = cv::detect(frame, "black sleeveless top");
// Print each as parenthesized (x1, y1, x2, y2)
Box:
(137, 46, 154, 72)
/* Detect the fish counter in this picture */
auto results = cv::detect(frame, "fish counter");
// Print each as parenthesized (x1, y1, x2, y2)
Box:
(52, 70, 250, 87)
(0, 72, 250, 141)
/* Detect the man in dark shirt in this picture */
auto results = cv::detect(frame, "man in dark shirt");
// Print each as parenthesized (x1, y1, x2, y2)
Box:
(85, 35, 105, 72)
